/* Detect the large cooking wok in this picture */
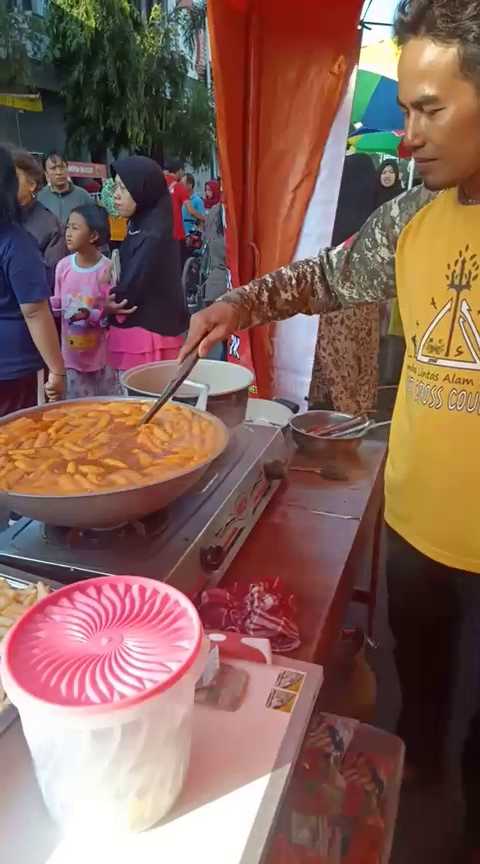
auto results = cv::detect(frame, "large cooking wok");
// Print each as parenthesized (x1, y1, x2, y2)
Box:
(0, 397, 229, 529)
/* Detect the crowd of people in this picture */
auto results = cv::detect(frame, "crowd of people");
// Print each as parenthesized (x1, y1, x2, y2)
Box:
(0, 146, 224, 414)
(0, 141, 395, 421)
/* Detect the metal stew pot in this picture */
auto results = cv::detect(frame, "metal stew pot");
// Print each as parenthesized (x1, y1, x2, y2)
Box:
(122, 360, 254, 428)
(0, 398, 229, 529)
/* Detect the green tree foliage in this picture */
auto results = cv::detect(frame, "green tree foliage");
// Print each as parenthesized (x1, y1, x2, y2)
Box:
(0, 0, 46, 88)
(166, 79, 215, 169)
(47, 0, 144, 157)
(141, 3, 214, 167)
(47, 0, 214, 166)
(138, 3, 189, 159)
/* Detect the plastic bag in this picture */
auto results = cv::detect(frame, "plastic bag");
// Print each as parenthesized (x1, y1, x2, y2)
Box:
(197, 577, 300, 653)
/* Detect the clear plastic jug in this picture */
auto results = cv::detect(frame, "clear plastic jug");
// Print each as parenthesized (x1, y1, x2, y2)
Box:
(2, 575, 207, 834)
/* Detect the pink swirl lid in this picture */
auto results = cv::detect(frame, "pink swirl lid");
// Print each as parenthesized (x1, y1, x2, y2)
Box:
(3, 576, 202, 714)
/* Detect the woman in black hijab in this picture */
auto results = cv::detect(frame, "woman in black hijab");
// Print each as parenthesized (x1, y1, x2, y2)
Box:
(375, 159, 404, 209)
(107, 155, 189, 372)
(331, 153, 378, 247)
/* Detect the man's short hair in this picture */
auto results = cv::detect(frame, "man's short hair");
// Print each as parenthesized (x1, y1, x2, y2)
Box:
(395, 1, 480, 88)
(44, 150, 67, 168)
(185, 173, 195, 189)
(166, 157, 185, 174)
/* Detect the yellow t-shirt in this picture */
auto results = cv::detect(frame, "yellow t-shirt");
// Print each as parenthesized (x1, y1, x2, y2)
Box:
(385, 188, 480, 572)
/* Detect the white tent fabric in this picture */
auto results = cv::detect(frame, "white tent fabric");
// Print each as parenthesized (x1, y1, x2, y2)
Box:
(271, 71, 358, 403)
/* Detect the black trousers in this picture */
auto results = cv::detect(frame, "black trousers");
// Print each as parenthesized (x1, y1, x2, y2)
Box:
(387, 528, 480, 844)
(179, 238, 189, 271)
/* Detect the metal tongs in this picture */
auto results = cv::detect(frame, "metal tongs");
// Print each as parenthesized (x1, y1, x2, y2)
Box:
(140, 347, 200, 426)
(316, 414, 372, 439)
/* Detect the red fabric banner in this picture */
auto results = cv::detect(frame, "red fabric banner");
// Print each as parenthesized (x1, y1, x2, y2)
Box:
(208, 0, 363, 397)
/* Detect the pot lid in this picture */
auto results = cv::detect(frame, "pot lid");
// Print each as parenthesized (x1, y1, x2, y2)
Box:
(3, 576, 202, 713)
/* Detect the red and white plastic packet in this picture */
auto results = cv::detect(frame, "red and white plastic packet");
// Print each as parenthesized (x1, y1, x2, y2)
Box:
(198, 578, 300, 653)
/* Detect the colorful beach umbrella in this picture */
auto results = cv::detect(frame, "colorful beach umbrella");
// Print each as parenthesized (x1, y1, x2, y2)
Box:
(351, 39, 403, 132)
(360, 38, 401, 81)
(352, 70, 404, 130)
(349, 129, 411, 158)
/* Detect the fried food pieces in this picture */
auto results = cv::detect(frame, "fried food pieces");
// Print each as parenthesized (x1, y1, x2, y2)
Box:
(0, 402, 220, 496)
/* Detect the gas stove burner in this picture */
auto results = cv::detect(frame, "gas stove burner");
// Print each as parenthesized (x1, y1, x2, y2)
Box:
(42, 509, 170, 549)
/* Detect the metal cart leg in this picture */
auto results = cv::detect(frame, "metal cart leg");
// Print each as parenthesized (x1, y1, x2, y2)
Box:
(353, 502, 384, 639)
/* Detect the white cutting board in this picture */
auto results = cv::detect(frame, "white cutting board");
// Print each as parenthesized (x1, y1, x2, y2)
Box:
(0, 656, 323, 864)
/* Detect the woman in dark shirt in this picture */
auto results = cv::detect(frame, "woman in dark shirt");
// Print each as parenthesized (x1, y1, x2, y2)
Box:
(12, 149, 66, 287)
(0, 146, 65, 416)
(331, 153, 378, 247)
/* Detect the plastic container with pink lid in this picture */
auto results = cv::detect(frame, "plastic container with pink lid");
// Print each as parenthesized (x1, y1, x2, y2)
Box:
(2, 575, 208, 834)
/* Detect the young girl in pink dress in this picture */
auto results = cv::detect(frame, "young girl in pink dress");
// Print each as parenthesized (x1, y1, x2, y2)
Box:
(106, 156, 188, 374)
(52, 204, 115, 399)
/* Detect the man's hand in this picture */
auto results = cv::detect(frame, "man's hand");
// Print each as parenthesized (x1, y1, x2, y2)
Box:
(178, 301, 241, 362)
(104, 292, 138, 316)
(45, 371, 66, 402)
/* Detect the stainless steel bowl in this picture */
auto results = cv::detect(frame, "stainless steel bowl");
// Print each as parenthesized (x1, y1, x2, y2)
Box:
(289, 410, 366, 456)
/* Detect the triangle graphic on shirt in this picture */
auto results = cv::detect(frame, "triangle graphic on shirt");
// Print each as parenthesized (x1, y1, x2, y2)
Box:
(416, 243, 480, 371)
(417, 298, 480, 370)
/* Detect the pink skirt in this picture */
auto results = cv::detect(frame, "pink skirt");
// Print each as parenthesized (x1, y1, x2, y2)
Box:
(107, 326, 184, 371)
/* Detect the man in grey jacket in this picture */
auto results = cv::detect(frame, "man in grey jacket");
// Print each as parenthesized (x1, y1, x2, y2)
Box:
(37, 151, 91, 225)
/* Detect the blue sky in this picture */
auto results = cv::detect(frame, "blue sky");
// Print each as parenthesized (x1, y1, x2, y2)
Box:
(362, 0, 398, 44)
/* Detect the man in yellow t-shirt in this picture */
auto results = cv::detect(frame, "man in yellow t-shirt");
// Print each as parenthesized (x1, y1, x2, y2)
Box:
(182, 0, 480, 856)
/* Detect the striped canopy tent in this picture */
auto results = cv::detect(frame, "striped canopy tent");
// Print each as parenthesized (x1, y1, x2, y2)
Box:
(208, 0, 364, 398)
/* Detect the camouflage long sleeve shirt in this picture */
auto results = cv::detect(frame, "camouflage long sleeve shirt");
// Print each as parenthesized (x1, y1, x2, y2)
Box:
(221, 185, 436, 327)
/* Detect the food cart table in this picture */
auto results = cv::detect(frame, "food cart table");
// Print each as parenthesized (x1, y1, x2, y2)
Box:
(0, 440, 386, 864)
(0, 656, 323, 864)
(223, 440, 387, 664)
